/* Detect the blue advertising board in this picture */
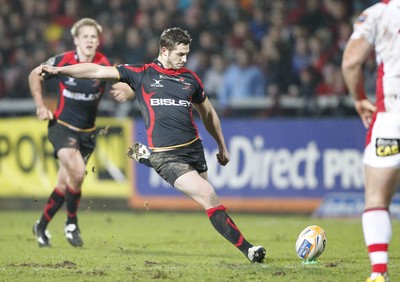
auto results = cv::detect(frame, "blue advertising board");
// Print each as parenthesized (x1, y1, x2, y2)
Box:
(313, 193, 400, 219)
(130, 118, 367, 212)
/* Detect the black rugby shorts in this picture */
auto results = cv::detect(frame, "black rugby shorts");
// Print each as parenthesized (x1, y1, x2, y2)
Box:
(48, 120, 96, 162)
(149, 139, 208, 186)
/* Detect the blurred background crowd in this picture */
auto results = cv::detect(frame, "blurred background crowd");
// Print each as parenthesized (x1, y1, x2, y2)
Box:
(0, 0, 378, 117)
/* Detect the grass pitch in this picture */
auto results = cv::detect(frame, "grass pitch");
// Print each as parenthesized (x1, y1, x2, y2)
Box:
(0, 209, 399, 282)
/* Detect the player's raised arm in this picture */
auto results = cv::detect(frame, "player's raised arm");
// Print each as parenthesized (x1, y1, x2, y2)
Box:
(35, 63, 120, 82)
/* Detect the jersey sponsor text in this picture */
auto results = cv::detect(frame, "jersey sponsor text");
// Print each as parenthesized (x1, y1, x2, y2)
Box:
(63, 89, 101, 101)
(150, 98, 191, 107)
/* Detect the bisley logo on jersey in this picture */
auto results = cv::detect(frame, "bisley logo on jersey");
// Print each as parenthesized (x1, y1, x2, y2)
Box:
(150, 98, 191, 107)
(63, 89, 101, 101)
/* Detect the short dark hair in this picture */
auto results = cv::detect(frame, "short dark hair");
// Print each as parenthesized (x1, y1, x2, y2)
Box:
(159, 27, 192, 51)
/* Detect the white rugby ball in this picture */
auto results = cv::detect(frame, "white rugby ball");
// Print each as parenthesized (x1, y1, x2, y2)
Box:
(295, 225, 327, 261)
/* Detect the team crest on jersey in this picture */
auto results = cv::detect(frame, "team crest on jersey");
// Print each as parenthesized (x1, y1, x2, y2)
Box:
(375, 138, 400, 157)
(65, 77, 77, 86)
(151, 79, 164, 88)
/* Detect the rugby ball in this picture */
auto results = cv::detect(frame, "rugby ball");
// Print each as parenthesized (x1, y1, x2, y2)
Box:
(295, 225, 327, 261)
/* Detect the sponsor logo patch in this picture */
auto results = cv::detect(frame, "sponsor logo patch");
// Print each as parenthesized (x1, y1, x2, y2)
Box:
(150, 79, 164, 88)
(150, 98, 190, 107)
(65, 77, 77, 86)
(68, 137, 78, 146)
(297, 240, 311, 259)
(376, 138, 400, 157)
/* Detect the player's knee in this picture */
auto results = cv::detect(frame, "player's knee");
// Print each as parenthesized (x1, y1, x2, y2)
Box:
(68, 168, 85, 185)
(201, 185, 218, 202)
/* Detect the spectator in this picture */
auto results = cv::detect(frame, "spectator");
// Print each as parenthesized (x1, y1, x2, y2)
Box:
(291, 37, 311, 80)
(260, 27, 292, 94)
(248, 7, 269, 44)
(308, 32, 332, 73)
(203, 53, 226, 100)
(218, 47, 266, 113)
(314, 61, 347, 116)
(204, 7, 231, 43)
(227, 20, 253, 50)
(123, 27, 146, 64)
(315, 61, 346, 97)
(297, 0, 330, 34)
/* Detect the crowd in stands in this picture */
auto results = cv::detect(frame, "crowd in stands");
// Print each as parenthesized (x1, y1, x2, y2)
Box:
(0, 0, 378, 117)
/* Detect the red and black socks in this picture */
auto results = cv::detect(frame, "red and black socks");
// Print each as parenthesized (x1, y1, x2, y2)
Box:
(65, 186, 81, 225)
(206, 205, 252, 255)
(38, 188, 65, 229)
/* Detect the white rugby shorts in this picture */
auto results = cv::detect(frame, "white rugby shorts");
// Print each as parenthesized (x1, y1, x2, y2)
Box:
(364, 112, 400, 168)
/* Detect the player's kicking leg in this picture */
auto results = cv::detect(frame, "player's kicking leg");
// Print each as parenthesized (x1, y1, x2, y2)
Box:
(176, 172, 266, 263)
(206, 204, 266, 263)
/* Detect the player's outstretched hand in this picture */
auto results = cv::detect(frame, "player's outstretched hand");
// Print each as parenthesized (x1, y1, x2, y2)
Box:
(111, 82, 135, 102)
(35, 65, 59, 76)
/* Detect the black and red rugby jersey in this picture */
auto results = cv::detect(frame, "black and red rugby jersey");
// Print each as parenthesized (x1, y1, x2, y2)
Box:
(116, 60, 207, 148)
(43, 51, 111, 129)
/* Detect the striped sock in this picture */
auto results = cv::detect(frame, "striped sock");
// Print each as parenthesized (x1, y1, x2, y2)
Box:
(65, 185, 81, 225)
(362, 208, 391, 276)
(38, 187, 65, 229)
(207, 205, 252, 255)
